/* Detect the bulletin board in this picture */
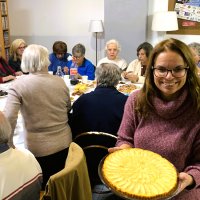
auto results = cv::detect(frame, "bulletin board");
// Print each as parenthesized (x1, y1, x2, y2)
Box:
(168, 0, 200, 35)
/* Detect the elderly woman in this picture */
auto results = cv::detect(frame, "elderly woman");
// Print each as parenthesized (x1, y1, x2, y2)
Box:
(9, 38, 27, 73)
(97, 39, 127, 71)
(4, 44, 72, 189)
(48, 41, 72, 75)
(0, 112, 42, 199)
(122, 42, 153, 83)
(67, 43, 95, 80)
(188, 42, 200, 75)
(69, 63, 128, 136)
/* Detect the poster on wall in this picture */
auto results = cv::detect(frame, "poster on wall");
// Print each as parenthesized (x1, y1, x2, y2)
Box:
(168, 0, 200, 34)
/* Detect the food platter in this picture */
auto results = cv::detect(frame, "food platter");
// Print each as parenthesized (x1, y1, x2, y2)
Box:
(71, 80, 96, 96)
(98, 156, 180, 200)
(117, 80, 142, 95)
(117, 83, 138, 95)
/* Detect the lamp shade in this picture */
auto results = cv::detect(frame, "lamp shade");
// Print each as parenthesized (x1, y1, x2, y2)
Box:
(152, 11, 178, 31)
(89, 20, 104, 33)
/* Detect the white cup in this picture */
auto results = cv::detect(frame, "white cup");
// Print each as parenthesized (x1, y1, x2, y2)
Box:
(82, 75, 88, 84)
(48, 71, 53, 75)
(64, 75, 70, 80)
(64, 75, 70, 85)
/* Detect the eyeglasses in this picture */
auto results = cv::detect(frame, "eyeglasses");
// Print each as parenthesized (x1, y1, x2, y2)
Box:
(18, 46, 27, 50)
(73, 55, 83, 60)
(152, 66, 189, 78)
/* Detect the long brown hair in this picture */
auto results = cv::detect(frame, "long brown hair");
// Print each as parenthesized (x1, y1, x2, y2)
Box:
(136, 38, 200, 116)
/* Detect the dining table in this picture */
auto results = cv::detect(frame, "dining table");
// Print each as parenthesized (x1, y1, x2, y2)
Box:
(0, 81, 25, 148)
(0, 76, 143, 149)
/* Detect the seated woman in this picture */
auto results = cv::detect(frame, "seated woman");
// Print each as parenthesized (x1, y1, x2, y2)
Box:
(0, 112, 42, 200)
(69, 63, 128, 137)
(48, 41, 72, 75)
(67, 43, 95, 80)
(9, 38, 27, 73)
(0, 46, 22, 83)
(97, 39, 127, 71)
(188, 42, 200, 75)
(122, 42, 153, 83)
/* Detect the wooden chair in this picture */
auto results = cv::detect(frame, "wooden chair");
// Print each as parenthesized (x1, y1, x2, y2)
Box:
(40, 142, 92, 200)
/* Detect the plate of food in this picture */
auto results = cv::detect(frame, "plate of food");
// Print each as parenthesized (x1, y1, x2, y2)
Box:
(98, 148, 179, 200)
(117, 83, 138, 95)
(71, 83, 88, 96)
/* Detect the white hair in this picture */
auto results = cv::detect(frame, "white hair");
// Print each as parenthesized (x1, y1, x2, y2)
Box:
(105, 39, 121, 52)
(21, 44, 50, 73)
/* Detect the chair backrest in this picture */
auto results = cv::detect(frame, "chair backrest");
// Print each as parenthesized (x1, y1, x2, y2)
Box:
(73, 132, 117, 186)
(41, 142, 92, 200)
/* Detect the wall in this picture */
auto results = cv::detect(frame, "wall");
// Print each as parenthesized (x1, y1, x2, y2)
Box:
(7, 0, 104, 66)
(104, 0, 147, 63)
(8, 0, 200, 65)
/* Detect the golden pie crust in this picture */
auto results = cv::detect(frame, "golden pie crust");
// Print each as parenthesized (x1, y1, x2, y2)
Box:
(102, 148, 178, 200)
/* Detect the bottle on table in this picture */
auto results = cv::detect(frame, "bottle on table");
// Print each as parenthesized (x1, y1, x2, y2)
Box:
(56, 66, 64, 78)
(70, 63, 79, 85)
(70, 62, 78, 80)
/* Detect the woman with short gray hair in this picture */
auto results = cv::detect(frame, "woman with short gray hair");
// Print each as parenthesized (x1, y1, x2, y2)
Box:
(67, 43, 95, 80)
(4, 44, 72, 189)
(95, 63, 121, 87)
(69, 62, 128, 136)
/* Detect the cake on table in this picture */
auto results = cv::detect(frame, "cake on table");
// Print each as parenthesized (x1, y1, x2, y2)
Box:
(101, 148, 178, 200)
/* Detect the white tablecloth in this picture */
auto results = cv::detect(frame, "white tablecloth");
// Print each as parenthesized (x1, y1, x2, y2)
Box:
(0, 81, 25, 148)
(0, 78, 143, 149)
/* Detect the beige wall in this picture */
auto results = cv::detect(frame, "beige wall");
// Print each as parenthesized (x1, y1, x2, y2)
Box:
(8, 0, 104, 65)
(8, 0, 200, 64)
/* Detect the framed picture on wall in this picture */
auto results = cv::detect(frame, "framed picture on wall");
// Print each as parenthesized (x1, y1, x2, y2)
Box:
(168, 0, 200, 35)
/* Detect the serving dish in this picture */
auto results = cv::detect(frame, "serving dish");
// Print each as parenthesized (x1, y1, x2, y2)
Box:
(98, 156, 180, 200)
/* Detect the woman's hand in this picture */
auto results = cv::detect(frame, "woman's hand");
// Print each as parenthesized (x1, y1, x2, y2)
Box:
(63, 66, 69, 74)
(124, 72, 139, 82)
(176, 172, 195, 194)
(108, 144, 132, 153)
(121, 71, 128, 79)
(75, 73, 82, 79)
(2, 75, 16, 82)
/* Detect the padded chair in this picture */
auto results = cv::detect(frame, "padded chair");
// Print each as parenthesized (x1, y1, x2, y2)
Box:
(73, 132, 117, 187)
(41, 142, 92, 200)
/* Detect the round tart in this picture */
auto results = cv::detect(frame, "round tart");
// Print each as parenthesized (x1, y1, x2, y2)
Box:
(101, 148, 178, 200)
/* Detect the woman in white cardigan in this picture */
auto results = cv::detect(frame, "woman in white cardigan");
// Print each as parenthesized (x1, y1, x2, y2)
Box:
(122, 42, 153, 83)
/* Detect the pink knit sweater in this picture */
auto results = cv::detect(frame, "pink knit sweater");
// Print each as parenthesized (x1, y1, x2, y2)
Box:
(117, 89, 200, 199)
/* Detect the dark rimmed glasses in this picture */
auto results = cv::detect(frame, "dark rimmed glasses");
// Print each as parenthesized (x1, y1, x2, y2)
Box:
(17, 46, 27, 50)
(73, 55, 83, 60)
(152, 66, 189, 78)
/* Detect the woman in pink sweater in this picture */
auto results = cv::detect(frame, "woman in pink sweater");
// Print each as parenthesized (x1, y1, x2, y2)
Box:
(110, 38, 200, 199)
